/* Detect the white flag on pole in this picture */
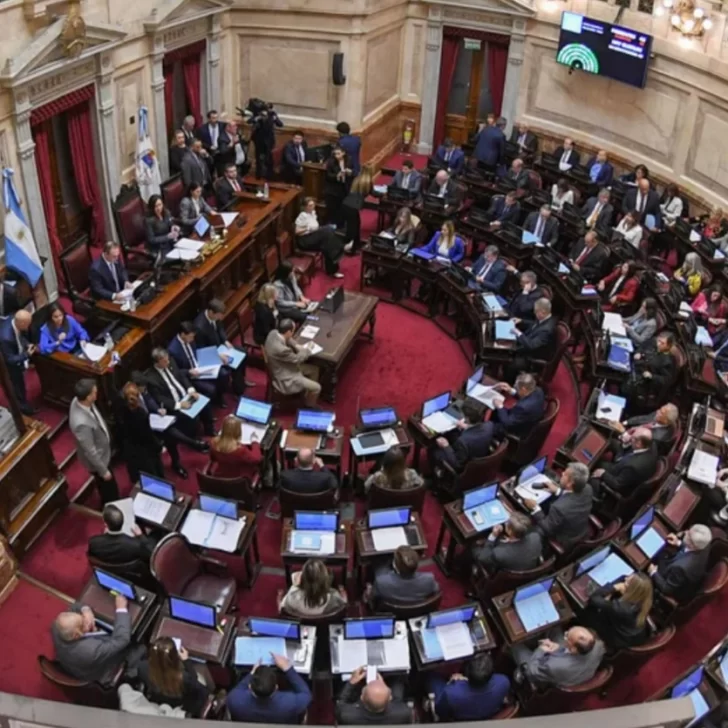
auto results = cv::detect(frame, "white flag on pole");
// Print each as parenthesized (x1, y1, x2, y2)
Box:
(135, 106, 162, 202)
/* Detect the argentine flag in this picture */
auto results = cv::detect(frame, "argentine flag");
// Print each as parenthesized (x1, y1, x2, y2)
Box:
(2, 168, 43, 287)
(135, 106, 162, 202)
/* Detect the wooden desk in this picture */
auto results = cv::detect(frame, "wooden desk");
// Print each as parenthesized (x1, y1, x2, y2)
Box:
(615, 514, 671, 570)
(129, 486, 191, 533)
(151, 611, 237, 665)
(78, 578, 159, 641)
(348, 422, 411, 486)
(280, 428, 345, 483)
(490, 582, 575, 645)
(329, 621, 411, 675)
(280, 518, 351, 585)
(656, 476, 701, 531)
(293, 291, 377, 402)
(434, 494, 517, 577)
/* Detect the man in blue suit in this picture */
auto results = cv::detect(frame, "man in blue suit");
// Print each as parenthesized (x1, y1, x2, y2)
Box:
(523, 205, 559, 246)
(429, 653, 510, 722)
(89, 242, 130, 301)
(391, 159, 422, 195)
(432, 138, 465, 176)
(491, 373, 545, 438)
(486, 191, 520, 228)
(227, 653, 312, 723)
(281, 130, 308, 183)
(473, 117, 506, 168)
(433, 401, 493, 472)
(168, 321, 221, 405)
(196, 110, 225, 155)
(336, 121, 361, 176)
(469, 244, 508, 293)
(0, 310, 36, 414)
(586, 149, 614, 186)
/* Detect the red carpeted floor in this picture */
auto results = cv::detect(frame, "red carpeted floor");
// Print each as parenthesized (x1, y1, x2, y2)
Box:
(3, 153, 727, 715)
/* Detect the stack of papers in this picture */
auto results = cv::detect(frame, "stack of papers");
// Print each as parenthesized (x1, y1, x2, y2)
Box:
(234, 636, 286, 665)
(150, 413, 176, 432)
(133, 492, 171, 525)
(166, 248, 200, 261)
(176, 238, 205, 252)
(689, 230, 702, 243)
(241, 423, 267, 445)
(421, 411, 458, 434)
(373, 184, 389, 195)
(602, 312, 626, 336)
(81, 342, 108, 363)
(181, 509, 246, 552)
(338, 637, 368, 673)
(421, 622, 474, 661)
(514, 591, 559, 632)
(581, 286, 599, 296)
(304, 341, 323, 356)
(299, 325, 320, 339)
(687, 449, 719, 486)
(371, 526, 408, 551)
(635, 527, 664, 558)
(351, 428, 399, 456)
(468, 384, 504, 410)
(695, 326, 713, 348)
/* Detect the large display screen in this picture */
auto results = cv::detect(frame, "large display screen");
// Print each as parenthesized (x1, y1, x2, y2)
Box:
(556, 12, 652, 88)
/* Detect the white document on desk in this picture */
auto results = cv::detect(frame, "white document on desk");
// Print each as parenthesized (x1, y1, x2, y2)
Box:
(150, 414, 176, 432)
(241, 423, 267, 445)
(690, 230, 702, 243)
(107, 497, 136, 536)
(299, 325, 320, 340)
(181, 509, 246, 552)
(421, 411, 457, 434)
(166, 248, 200, 261)
(133, 493, 171, 525)
(383, 638, 410, 669)
(688, 449, 719, 486)
(372, 526, 408, 551)
(515, 478, 552, 505)
(468, 384, 504, 410)
(602, 312, 626, 337)
(81, 342, 108, 362)
(436, 622, 474, 661)
(338, 637, 368, 673)
(176, 238, 205, 252)
(220, 212, 239, 227)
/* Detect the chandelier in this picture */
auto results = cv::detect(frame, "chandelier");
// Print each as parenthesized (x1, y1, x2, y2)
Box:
(658, 0, 712, 36)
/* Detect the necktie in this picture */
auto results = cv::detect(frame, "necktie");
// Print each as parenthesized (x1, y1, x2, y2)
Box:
(439, 184, 446, 198)
(480, 262, 492, 278)
(445, 150, 451, 162)
(109, 261, 119, 292)
(576, 246, 590, 265)
(14, 325, 27, 370)
(587, 203, 601, 228)
(535, 216, 544, 240)
(231, 178, 240, 192)
(298, 145, 305, 163)
(181, 339, 197, 368)
(161, 368, 186, 403)
(640, 194, 646, 214)
(210, 124, 218, 147)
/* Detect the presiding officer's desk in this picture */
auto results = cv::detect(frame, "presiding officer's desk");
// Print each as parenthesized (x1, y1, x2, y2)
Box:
(329, 620, 411, 676)
(235, 618, 317, 676)
(279, 427, 345, 483)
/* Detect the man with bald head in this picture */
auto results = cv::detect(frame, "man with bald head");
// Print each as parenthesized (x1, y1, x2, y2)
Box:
(0, 308, 36, 414)
(606, 403, 678, 457)
(279, 446, 338, 494)
(427, 169, 458, 206)
(337, 666, 412, 724)
(591, 426, 658, 497)
(623, 176, 660, 226)
(586, 149, 614, 186)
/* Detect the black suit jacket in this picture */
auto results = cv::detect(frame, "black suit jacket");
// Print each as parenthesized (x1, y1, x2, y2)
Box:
(622, 188, 661, 224)
(181, 152, 211, 189)
(337, 683, 412, 725)
(580, 197, 614, 235)
(587, 585, 649, 650)
(600, 446, 658, 493)
(324, 157, 350, 199)
(487, 196, 520, 224)
(474, 531, 543, 573)
(508, 287, 543, 321)
(503, 169, 530, 191)
(510, 129, 538, 156)
(87, 532, 155, 564)
(194, 311, 226, 348)
(89, 256, 129, 301)
(427, 178, 460, 205)
(441, 422, 492, 472)
(0, 317, 29, 372)
(654, 547, 710, 603)
(516, 316, 557, 359)
(169, 145, 189, 176)
(569, 239, 609, 282)
(638, 350, 677, 391)
(282, 140, 308, 178)
(624, 413, 675, 455)
(216, 176, 244, 209)
(145, 362, 193, 412)
(523, 212, 559, 246)
(553, 146, 580, 168)
(280, 467, 338, 494)
(534, 485, 593, 550)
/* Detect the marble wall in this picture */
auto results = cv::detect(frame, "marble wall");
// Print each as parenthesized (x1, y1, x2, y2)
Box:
(364, 27, 402, 117)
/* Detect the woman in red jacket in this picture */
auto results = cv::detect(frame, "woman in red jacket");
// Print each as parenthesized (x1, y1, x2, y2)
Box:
(692, 285, 728, 336)
(597, 261, 640, 311)
(208, 414, 262, 479)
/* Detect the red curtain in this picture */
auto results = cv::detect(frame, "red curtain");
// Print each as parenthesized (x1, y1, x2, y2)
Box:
(163, 62, 175, 139)
(433, 36, 460, 150)
(488, 43, 509, 118)
(32, 125, 63, 262)
(66, 102, 107, 247)
(30, 84, 94, 128)
(182, 54, 202, 127)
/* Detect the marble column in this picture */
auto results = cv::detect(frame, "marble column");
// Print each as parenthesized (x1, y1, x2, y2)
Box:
(501, 23, 526, 137)
(150, 37, 169, 178)
(207, 14, 221, 112)
(95, 53, 119, 239)
(416, 17, 444, 155)
(12, 91, 59, 300)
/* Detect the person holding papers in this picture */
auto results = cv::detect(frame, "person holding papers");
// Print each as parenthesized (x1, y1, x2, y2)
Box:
(87, 503, 156, 565)
(583, 573, 653, 651)
(178, 182, 215, 235)
(505, 298, 557, 381)
(145, 194, 180, 256)
(522, 462, 593, 551)
(168, 321, 221, 405)
(364, 446, 423, 493)
(623, 298, 658, 346)
(209, 414, 262, 479)
(471, 512, 542, 573)
(507, 271, 543, 321)
(272, 261, 311, 324)
(568, 231, 608, 283)
(428, 653, 510, 721)
(280, 447, 338, 494)
(674, 252, 705, 298)
(597, 262, 640, 311)
(278, 558, 347, 616)
(523, 204, 559, 247)
(468, 244, 507, 293)
(490, 374, 545, 439)
(38, 303, 89, 355)
(591, 428, 658, 499)
(512, 626, 605, 689)
(227, 653, 312, 723)
(647, 524, 712, 603)
(419, 220, 465, 263)
(553, 138, 580, 171)
(369, 545, 439, 605)
(89, 241, 131, 301)
(336, 666, 412, 725)
(692, 285, 728, 336)
(145, 347, 215, 437)
(432, 401, 493, 473)
(606, 403, 678, 458)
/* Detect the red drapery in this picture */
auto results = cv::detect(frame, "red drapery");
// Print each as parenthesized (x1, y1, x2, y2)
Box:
(163, 62, 175, 138)
(182, 54, 202, 127)
(164, 39, 205, 66)
(488, 43, 508, 118)
(66, 102, 107, 247)
(433, 35, 460, 150)
(30, 84, 95, 128)
(32, 125, 63, 262)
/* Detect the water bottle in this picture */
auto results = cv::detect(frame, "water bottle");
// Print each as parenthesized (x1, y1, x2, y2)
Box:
(104, 332, 113, 351)
(263, 182, 269, 199)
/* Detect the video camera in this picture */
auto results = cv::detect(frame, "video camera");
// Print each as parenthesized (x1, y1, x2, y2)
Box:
(237, 98, 275, 119)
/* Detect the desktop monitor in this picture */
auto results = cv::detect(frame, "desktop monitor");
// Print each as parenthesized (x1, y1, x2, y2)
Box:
(344, 617, 396, 640)
(466, 366, 484, 394)
(293, 511, 339, 532)
(249, 617, 301, 641)
(515, 577, 555, 603)
(463, 482, 499, 510)
(426, 604, 477, 629)
(236, 397, 272, 425)
(517, 456, 547, 485)
(296, 409, 335, 432)
(630, 506, 655, 540)
(422, 391, 451, 418)
(368, 507, 411, 529)
(359, 407, 398, 429)
(140, 473, 175, 502)
(169, 596, 217, 628)
(93, 569, 137, 601)
(199, 494, 238, 520)
(575, 545, 611, 577)
(194, 217, 211, 238)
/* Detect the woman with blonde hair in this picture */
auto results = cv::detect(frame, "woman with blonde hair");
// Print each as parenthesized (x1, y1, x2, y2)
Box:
(674, 251, 705, 298)
(253, 283, 279, 345)
(279, 558, 347, 616)
(208, 414, 262, 479)
(343, 163, 375, 252)
(419, 219, 465, 262)
(584, 572, 653, 650)
(387, 206, 419, 248)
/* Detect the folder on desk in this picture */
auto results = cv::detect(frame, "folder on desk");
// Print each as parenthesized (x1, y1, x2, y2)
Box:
(635, 526, 665, 558)
(581, 286, 599, 296)
(514, 582, 559, 632)
(218, 345, 246, 369)
(494, 320, 518, 341)
(410, 248, 436, 261)
(177, 394, 211, 419)
(602, 312, 626, 337)
(181, 510, 245, 552)
(596, 392, 627, 422)
(467, 500, 509, 531)
(196, 347, 224, 368)
(234, 636, 287, 666)
(482, 294, 507, 312)
(521, 230, 540, 245)
(420, 622, 473, 662)
(610, 334, 634, 353)
(687, 449, 719, 486)
(133, 492, 171, 525)
(558, 263, 570, 275)
(588, 553, 633, 586)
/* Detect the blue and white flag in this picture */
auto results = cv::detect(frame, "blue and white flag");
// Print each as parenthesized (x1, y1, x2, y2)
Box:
(135, 106, 162, 202)
(2, 168, 43, 287)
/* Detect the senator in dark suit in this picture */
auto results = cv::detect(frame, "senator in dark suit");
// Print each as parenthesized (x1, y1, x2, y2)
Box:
(592, 428, 658, 498)
(280, 448, 338, 494)
(508, 298, 558, 378)
(491, 374, 546, 438)
(486, 192, 520, 226)
(180, 140, 211, 190)
(87, 503, 156, 565)
(586, 151, 614, 186)
(196, 111, 225, 154)
(337, 669, 412, 725)
(473, 120, 506, 167)
(472, 512, 543, 573)
(612, 404, 678, 457)
(569, 232, 609, 283)
(433, 402, 493, 472)
(336, 122, 362, 176)
(168, 321, 220, 404)
(89, 242, 130, 301)
(282, 131, 308, 182)
(168, 130, 190, 176)
(624, 332, 677, 403)
(508, 271, 542, 321)
(432, 140, 465, 176)
(581, 191, 614, 236)
(371, 545, 439, 605)
(470, 245, 508, 293)
(648, 524, 712, 603)
(523, 206, 559, 246)
(216, 163, 245, 209)
(427, 170, 460, 206)
(0, 310, 34, 414)
(622, 179, 661, 225)
(510, 123, 538, 158)
(553, 140, 580, 170)
(500, 159, 530, 191)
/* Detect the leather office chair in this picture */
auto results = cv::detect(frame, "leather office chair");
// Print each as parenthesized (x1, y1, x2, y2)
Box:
(38, 655, 124, 708)
(261, 346, 308, 411)
(373, 591, 442, 619)
(278, 485, 337, 519)
(527, 170, 543, 191)
(197, 469, 258, 512)
(150, 533, 237, 613)
(438, 440, 509, 499)
(59, 236, 95, 317)
(556, 664, 613, 696)
(550, 515, 622, 565)
(472, 556, 556, 602)
(161, 175, 185, 219)
(112, 182, 155, 271)
(367, 479, 427, 513)
(238, 299, 264, 367)
(425, 693, 519, 721)
(279, 230, 318, 284)
(597, 457, 668, 523)
(607, 622, 676, 669)
(532, 321, 571, 387)
(523, 665, 613, 715)
(87, 553, 154, 591)
(658, 556, 728, 624)
(505, 398, 560, 469)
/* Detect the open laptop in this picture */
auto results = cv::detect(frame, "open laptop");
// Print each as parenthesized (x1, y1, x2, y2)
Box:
(420, 391, 462, 433)
(462, 482, 509, 532)
(359, 407, 398, 431)
(134, 473, 178, 528)
(465, 366, 503, 409)
(631, 507, 666, 559)
(575, 547, 633, 590)
(671, 667, 710, 728)
(236, 396, 272, 444)
(295, 409, 335, 433)
(234, 617, 302, 667)
(169, 596, 219, 629)
(199, 493, 238, 519)
(338, 617, 409, 673)
(514, 456, 553, 504)
(93, 568, 142, 602)
(418, 604, 479, 661)
(290, 511, 338, 554)
(513, 578, 559, 632)
(367, 507, 417, 551)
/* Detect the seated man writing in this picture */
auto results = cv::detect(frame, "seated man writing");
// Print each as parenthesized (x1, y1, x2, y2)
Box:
(490, 373, 545, 439)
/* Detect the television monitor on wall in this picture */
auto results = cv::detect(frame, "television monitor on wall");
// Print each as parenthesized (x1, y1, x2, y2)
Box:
(556, 12, 653, 89)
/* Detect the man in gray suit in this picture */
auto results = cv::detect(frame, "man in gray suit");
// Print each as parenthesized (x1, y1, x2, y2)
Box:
(263, 319, 321, 406)
(522, 462, 592, 551)
(369, 545, 439, 605)
(180, 139, 211, 190)
(472, 513, 543, 573)
(391, 160, 422, 195)
(69, 378, 119, 505)
(512, 626, 605, 688)
(52, 594, 144, 684)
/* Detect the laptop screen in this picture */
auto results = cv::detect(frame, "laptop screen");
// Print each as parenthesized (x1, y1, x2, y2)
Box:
(236, 397, 272, 425)
(463, 483, 499, 510)
(368, 507, 410, 529)
(672, 667, 705, 698)
(360, 407, 397, 428)
(94, 569, 137, 601)
(427, 604, 477, 628)
(294, 511, 338, 532)
(466, 366, 484, 394)
(630, 506, 655, 540)
(194, 217, 210, 238)
(199, 494, 237, 520)
(518, 456, 547, 485)
(249, 617, 301, 641)
(140, 473, 175, 502)
(296, 410, 335, 432)
(514, 578, 555, 603)
(344, 617, 395, 640)
(575, 546, 611, 577)
(169, 596, 217, 628)
(423, 392, 450, 418)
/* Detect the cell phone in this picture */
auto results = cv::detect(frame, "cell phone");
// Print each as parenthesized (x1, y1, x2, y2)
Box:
(366, 665, 377, 684)
(531, 483, 548, 490)
(172, 637, 183, 652)
(471, 510, 484, 525)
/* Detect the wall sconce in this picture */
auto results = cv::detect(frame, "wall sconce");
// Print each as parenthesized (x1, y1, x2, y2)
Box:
(658, 0, 712, 37)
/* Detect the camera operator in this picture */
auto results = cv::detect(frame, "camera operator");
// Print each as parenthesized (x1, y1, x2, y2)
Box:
(247, 99, 283, 179)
